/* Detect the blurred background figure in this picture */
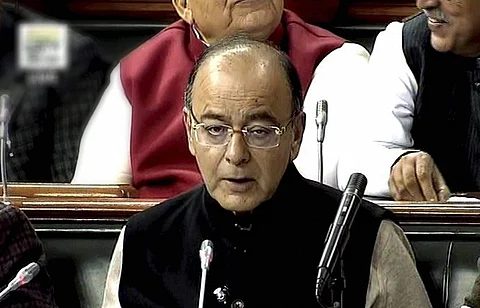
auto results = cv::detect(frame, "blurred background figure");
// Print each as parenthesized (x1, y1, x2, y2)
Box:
(0, 0, 111, 182)
(0, 202, 56, 307)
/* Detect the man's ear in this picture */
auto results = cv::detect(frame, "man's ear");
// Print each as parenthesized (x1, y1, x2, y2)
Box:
(172, 0, 193, 24)
(290, 112, 306, 161)
(183, 108, 197, 156)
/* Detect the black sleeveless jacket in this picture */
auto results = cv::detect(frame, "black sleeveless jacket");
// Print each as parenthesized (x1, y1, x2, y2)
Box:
(403, 13, 480, 192)
(119, 164, 393, 308)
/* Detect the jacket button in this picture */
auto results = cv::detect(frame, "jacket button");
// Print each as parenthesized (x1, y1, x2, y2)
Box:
(213, 286, 229, 304)
(231, 299, 245, 308)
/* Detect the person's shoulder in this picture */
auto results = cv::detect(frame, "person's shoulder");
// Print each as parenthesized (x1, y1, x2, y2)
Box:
(374, 19, 405, 47)
(126, 185, 204, 235)
(360, 198, 395, 221)
(402, 11, 428, 32)
(401, 11, 430, 46)
(300, 176, 345, 205)
(0, 203, 26, 226)
(122, 20, 190, 61)
(0, 204, 33, 242)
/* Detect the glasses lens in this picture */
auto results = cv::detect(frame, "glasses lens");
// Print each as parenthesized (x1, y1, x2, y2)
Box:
(245, 125, 280, 148)
(195, 124, 230, 146)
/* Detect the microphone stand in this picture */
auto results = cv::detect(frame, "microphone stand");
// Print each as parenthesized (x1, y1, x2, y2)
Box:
(198, 266, 207, 308)
(316, 259, 345, 308)
(329, 259, 345, 308)
(317, 141, 323, 184)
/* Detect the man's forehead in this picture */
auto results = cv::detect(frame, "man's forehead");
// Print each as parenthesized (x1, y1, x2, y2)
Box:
(190, 50, 292, 117)
(195, 108, 291, 127)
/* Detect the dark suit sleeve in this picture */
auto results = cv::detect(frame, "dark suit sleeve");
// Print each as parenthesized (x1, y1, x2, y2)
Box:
(50, 29, 112, 182)
(0, 204, 56, 307)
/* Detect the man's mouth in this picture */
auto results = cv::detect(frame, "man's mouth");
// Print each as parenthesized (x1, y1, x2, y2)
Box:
(428, 17, 447, 24)
(226, 178, 253, 183)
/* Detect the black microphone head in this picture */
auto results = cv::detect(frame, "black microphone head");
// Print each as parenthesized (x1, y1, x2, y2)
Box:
(345, 173, 367, 197)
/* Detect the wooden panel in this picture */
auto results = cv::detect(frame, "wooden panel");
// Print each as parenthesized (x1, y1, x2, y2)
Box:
(18, 0, 419, 25)
(346, 1, 420, 24)
(66, 0, 178, 21)
(285, 0, 340, 24)
(0, 183, 138, 198)
(9, 194, 480, 226)
(16, 197, 157, 220)
(379, 201, 480, 225)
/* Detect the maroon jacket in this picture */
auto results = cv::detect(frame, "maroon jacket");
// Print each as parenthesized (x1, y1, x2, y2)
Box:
(120, 10, 345, 198)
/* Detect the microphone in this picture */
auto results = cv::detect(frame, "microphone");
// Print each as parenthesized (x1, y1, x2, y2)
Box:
(315, 173, 367, 306)
(315, 100, 328, 183)
(0, 94, 13, 140)
(198, 240, 214, 308)
(0, 262, 41, 302)
(0, 93, 15, 203)
(315, 100, 328, 143)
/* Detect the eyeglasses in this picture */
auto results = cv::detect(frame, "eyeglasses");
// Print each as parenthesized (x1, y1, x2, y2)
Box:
(189, 112, 296, 149)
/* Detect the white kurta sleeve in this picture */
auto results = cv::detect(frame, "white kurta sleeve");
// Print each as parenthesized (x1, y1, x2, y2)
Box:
(337, 22, 419, 197)
(72, 64, 132, 184)
(295, 42, 370, 189)
(101, 226, 125, 308)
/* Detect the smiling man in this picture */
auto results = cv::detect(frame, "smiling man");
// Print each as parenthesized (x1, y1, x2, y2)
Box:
(100, 36, 432, 308)
(337, 0, 480, 201)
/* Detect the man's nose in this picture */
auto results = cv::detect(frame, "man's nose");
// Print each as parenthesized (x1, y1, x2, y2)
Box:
(224, 133, 250, 166)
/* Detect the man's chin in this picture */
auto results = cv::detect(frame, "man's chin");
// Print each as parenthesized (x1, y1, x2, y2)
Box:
(430, 36, 451, 53)
(216, 195, 261, 213)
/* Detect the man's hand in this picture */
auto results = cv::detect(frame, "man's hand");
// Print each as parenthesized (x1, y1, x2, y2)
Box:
(389, 152, 450, 201)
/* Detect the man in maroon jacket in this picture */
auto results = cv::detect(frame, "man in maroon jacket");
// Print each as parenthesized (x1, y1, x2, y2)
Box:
(73, 0, 370, 198)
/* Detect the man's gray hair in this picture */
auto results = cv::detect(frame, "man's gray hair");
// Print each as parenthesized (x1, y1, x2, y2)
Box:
(184, 35, 304, 116)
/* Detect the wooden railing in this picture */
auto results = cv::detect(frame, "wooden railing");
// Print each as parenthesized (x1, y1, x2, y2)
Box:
(6, 184, 480, 226)
(0, 183, 138, 198)
(16, 0, 420, 26)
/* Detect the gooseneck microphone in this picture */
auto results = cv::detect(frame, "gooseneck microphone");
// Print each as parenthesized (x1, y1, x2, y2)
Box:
(315, 100, 328, 183)
(0, 94, 13, 203)
(198, 239, 214, 308)
(315, 173, 367, 307)
(0, 262, 41, 303)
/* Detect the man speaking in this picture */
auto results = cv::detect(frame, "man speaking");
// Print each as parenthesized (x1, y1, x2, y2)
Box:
(102, 36, 432, 308)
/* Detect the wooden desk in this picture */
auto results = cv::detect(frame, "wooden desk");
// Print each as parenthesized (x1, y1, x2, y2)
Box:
(4, 183, 479, 230)
(1, 183, 138, 198)
(1, 184, 477, 227)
